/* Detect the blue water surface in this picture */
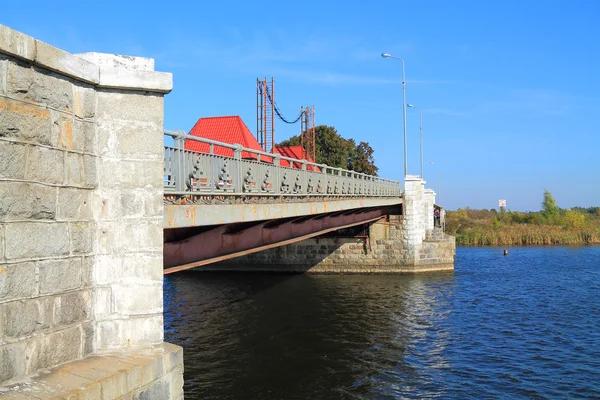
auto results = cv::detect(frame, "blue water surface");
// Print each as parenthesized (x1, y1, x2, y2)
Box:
(164, 246, 600, 399)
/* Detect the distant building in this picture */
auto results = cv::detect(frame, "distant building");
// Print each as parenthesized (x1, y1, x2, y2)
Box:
(185, 116, 272, 162)
(274, 145, 321, 172)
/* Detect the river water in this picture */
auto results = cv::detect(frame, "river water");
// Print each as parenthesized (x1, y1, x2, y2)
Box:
(164, 246, 600, 399)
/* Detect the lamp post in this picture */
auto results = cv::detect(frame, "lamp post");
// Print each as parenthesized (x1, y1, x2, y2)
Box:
(429, 161, 440, 204)
(407, 104, 423, 179)
(381, 53, 407, 177)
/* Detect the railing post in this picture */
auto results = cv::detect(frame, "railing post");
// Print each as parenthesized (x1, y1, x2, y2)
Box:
(233, 144, 242, 194)
(273, 155, 281, 195)
(301, 159, 308, 195)
(174, 131, 186, 192)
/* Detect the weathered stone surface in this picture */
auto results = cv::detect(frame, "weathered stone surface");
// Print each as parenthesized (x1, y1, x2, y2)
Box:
(73, 85, 95, 119)
(39, 258, 82, 294)
(97, 220, 162, 255)
(96, 91, 163, 124)
(82, 256, 93, 289)
(121, 188, 163, 219)
(0, 261, 36, 301)
(57, 188, 91, 220)
(137, 378, 169, 400)
(26, 146, 64, 184)
(0, 342, 184, 398)
(0, 25, 35, 61)
(0, 97, 52, 146)
(0, 56, 7, 96)
(3, 298, 51, 339)
(65, 152, 83, 185)
(97, 121, 163, 158)
(77, 53, 155, 71)
(83, 155, 97, 187)
(31, 326, 82, 372)
(96, 316, 163, 351)
(112, 283, 162, 315)
(98, 69, 173, 94)
(0, 182, 56, 221)
(1, 25, 174, 386)
(76, 53, 172, 93)
(0, 225, 4, 261)
(98, 159, 163, 190)
(80, 121, 96, 154)
(94, 286, 112, 317)
(70, 221, 93, 254)
(81, 321, 93, 356)
(0, 141, 27, 180)
(35, 39, 99, 84)
(53, 290, 90, 327)
(5, 222, 69, 260)
(0, 343, 20, 383)
(95, 253, 162, 285)
(7, 62, 73, 112)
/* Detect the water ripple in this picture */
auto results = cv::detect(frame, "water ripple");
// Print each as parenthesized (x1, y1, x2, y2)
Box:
(165, 246, 600, 399)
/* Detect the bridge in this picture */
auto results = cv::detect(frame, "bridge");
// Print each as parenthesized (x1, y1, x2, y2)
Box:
(162, 130, 404, 273)
(0, 24, 454, 399)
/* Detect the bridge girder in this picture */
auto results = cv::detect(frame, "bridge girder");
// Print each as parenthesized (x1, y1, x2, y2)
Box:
(163, 207, 394, 274)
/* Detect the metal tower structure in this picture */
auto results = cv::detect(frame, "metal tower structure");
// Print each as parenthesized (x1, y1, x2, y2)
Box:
(256, 77, 275, 153)
(256, 77, 314, 159)
(301, 106, 316, 162)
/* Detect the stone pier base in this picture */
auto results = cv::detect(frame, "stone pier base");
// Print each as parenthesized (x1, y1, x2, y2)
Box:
(0, 343, 183, 399)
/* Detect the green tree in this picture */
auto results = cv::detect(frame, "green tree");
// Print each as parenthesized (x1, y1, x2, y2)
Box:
(541, 189, 560, 223)
(314, 125, 352, 169)
(277, 125, 378, 175)
(563, 209, 586, 229)
(348, 141, 379, 175)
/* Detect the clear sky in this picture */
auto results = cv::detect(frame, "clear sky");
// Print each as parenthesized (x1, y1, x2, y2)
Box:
(3, 0, 599, 211)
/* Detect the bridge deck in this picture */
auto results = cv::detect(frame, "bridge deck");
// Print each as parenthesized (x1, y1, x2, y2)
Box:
(164, 197, 402, 228)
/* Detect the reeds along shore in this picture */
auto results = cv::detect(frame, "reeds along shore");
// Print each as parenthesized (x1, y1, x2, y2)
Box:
(445, 199, 600, 246)
(455, 224, 600, 246)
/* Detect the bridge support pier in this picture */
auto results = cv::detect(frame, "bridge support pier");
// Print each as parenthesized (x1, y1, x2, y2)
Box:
(0, 25, 183, 398)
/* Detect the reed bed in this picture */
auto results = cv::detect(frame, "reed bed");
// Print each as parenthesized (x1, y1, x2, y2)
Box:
(456, 224, 600, 246)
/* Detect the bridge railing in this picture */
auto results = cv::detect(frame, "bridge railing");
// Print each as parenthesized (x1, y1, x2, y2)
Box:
(164, 130, 402, 197)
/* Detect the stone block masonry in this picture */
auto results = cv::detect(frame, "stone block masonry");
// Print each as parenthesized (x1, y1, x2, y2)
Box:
(0, 23, 183, 398)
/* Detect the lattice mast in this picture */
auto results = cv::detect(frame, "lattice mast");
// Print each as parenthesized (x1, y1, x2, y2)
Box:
(256, 77, 275, 153)
(300, 106, 316, 162)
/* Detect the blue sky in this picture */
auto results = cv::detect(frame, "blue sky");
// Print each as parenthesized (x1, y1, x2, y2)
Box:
(4, 0, 599, 211)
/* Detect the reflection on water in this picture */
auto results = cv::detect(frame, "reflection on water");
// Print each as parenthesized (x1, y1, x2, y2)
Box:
(164, 246, 600, 399)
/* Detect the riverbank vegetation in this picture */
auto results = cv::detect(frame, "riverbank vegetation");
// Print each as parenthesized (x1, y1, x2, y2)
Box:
(446, 190, 600, 245)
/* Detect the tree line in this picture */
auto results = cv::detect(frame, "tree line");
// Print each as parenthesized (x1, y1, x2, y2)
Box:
(446, 190, 600, 245)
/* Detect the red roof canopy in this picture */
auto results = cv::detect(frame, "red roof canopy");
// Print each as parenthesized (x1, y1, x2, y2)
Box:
(274, 145, 320, 172)
(185, 116, 272, 162)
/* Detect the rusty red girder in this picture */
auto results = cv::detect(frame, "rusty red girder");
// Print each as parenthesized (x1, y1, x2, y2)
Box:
(163, 208, 388, 274)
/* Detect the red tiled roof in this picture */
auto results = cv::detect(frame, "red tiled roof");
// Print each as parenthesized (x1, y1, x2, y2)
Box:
(274, 145, 320, 172)
(185, 116, 272, 162)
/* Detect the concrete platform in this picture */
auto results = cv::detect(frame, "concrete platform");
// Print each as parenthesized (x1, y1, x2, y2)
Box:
(0, 343, 183, 399)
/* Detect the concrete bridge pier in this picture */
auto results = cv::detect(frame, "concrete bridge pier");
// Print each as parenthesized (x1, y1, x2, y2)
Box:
(0, 25, 182, 398)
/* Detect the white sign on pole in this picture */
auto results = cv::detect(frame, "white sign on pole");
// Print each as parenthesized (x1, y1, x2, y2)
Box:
(499, 199, 507, 207)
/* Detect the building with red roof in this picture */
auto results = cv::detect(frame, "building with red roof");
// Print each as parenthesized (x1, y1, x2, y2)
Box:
(274, 145, 321, 172)
(185, 116, 272, 162)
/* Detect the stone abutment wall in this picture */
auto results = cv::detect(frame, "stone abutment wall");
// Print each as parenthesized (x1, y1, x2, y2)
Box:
(0, 24, 183, 398)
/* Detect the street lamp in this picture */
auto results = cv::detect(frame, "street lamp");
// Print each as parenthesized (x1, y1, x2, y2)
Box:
(381, 53, 407, 177)
(407, 104, 423, 179)
(429, 161, 440, 204)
